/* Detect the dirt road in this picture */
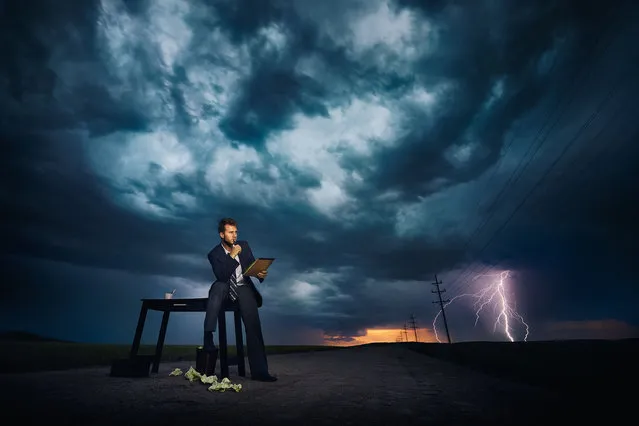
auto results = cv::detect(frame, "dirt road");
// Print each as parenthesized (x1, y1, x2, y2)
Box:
(0, 344, 588, 425)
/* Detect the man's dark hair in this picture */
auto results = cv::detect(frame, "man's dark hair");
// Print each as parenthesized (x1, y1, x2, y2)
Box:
(218, 217, 238, 233)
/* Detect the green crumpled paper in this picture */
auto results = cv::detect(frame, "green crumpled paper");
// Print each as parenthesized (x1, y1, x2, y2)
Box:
(169, 368, 183, 376)
(170, 366, 242, 392)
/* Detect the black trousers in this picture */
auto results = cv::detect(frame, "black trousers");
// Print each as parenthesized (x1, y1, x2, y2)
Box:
(203, 280, 269, 376)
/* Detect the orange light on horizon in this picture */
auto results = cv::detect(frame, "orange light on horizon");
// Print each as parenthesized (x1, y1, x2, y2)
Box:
(324, 327, 438, 346)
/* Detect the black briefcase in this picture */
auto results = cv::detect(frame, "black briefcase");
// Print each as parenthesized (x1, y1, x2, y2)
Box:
(195, 347, 218, 376)
(109, 355, 153, 377)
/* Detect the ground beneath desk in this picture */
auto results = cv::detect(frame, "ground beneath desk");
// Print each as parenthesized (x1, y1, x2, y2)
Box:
(0, 345, 622, 426)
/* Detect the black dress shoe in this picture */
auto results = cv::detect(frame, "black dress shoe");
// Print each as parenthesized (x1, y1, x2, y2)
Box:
(203, 332, 216, 352)
(251, 374, 278, 382)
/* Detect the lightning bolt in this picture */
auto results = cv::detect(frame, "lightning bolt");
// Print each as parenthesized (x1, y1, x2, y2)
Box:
(432, 270, 530, 343)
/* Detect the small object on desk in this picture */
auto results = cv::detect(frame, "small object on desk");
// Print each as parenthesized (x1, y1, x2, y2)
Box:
(243, 257, 275, 277)
(164, 291, 174, 299)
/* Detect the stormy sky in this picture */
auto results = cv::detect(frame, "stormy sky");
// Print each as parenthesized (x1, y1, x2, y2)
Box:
(2, 0, 638, 346)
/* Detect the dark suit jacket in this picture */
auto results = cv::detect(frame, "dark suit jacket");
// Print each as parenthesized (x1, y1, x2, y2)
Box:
(207, 240, 264, 308)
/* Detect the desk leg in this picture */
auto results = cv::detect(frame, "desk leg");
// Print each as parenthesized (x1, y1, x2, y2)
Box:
(218, 311, 228, 379)
(152, 311, 171, 373)
(234, 310, 245, 377)
(130, 303, 148, 358)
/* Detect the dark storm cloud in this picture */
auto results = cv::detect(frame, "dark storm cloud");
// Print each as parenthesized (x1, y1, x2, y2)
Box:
(208, 0, 285, 44)
(496, 120, 639, 326)
(208, 0, 419, 147)
(361, 0, 627, 200)
(207, 0, 634, 213)
(240, 0, 639, 338)
(0, 0, 151, 136)
(1, 0, 98, 99)
(0, 0, 215, 292)
(219, 68, 330, 146)
(0, 135, 214, 291)
(2, 0, 639, 343)
(0, 254, 205, 344)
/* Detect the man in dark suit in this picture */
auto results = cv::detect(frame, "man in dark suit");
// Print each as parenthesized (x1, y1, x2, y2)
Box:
(203, 217, 277, 382)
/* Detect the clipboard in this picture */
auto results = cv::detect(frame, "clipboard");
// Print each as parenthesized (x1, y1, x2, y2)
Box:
(243, 257, 275, 277)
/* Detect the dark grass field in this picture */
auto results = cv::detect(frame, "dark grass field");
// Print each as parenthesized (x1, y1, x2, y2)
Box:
(406, 338, 639, 396)
(2, 334, 637, 424)
(0, 332, 341, 373)
(3, 338, 637, 425)
(2, 331, 637, 397)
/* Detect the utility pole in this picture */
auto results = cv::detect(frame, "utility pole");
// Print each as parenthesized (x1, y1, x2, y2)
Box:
(408, 314, 419, 342)
(432, 274, 452, 344)
(403, 323, 409, 342)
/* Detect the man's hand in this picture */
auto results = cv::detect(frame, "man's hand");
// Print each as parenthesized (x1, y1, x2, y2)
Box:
(230, 244, 242, 258)
(257, 270, 268, 280)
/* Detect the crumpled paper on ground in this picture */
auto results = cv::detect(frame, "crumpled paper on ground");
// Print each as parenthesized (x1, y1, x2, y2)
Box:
(169, 366, 242, 392)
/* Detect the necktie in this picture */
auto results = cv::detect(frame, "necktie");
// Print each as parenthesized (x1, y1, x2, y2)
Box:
(229, 271, 239, 302)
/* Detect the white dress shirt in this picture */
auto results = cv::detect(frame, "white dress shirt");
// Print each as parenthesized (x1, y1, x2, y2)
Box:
(222, 243, 246, 286)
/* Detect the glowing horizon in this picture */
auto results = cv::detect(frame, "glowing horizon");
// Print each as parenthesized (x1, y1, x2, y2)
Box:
(324, 327, 438, 346)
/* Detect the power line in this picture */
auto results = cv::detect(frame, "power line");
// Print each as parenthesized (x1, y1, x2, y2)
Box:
(431, 275, 452, 343)
(443, 8, 625, 296)
(523, 90, 637, 218)
(440, 83, 636, 329)
(449, 73, 632, 297)
(408, 313, 419, 342)
(449, 84, 634, 290)
(447, 78, 631, 297)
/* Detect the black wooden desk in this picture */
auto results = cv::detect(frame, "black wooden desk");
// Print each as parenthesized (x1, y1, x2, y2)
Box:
(129, 297, 245, 379)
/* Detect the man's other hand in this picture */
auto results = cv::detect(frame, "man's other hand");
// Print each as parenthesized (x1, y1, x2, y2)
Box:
(230, 244, 242, 258)
(257, 270, 268, 280)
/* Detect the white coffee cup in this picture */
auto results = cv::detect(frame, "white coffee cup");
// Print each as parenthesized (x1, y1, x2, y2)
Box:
(164, 292, 173, 300)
